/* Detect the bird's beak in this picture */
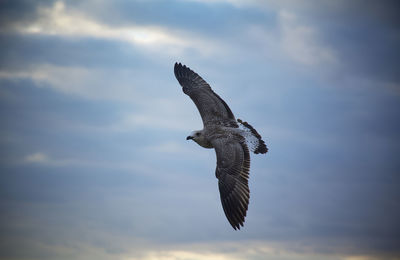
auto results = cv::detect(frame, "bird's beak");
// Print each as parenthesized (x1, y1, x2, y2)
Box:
(186, 136, 193, 140)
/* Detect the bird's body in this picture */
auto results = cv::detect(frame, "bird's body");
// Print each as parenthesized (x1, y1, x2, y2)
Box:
(174, 62, 268, 230)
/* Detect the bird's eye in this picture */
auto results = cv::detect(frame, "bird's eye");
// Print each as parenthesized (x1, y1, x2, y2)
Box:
(196, 132, 200, 136)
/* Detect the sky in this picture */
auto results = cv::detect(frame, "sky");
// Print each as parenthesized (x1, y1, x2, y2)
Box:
(0, 0, 399, 259)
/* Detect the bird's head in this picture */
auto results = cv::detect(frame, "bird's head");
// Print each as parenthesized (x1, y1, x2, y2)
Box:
(186, 130, 212, 148)
(186, 130, 202, 141)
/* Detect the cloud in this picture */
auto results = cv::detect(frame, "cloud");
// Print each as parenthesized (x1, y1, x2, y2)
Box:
(124, 241, 277, 260)
(186, 1, 338, 67)
(5, 1, 223, 58)
(22, 151, 123, 169)
(0, 64, 200, 134)
(111, 97, 200, 132)
(121, 242, 400, 260)
(24, 152, 49, 163)
(344, 256, 400, 260)
(0, 63, 182, 106)
(3, 226, 390, 260)
(278, 10, 336, 66)
(23, 152, 88, 167)
(124, 250, 239, 260)
(5, 236, 394, 260)
(0, 65, 140, 101)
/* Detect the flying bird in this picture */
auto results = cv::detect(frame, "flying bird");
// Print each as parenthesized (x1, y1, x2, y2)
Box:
(174, 62, 268, 230)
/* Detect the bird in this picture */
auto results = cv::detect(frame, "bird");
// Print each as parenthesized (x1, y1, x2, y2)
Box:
(174, 62, 268, 230)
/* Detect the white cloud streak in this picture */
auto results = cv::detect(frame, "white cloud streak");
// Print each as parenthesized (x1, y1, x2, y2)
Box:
(8, 1, 222, 57)
(117, 240, 400, 260)
(25, 238, 386, 260)
(24, 152, 96, 167)
(25, 152, 50, 164)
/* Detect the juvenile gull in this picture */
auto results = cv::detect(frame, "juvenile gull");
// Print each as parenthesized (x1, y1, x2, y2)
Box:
(174, 62, 268, 230)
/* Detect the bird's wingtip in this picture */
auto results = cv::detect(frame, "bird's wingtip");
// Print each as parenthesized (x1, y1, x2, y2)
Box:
(174, 62, 183, 69)
(174, 62, 184, 76)
(174, 62, 193, 81)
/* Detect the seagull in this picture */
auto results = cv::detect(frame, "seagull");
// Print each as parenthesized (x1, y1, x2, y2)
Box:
(174, 62, 268, 230)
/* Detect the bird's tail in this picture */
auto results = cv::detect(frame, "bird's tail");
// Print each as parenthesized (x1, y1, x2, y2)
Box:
(237, 119, 268, 154)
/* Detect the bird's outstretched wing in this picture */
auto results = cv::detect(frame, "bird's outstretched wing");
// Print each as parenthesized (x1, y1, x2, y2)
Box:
(174, 62, 237, 127)
(211, 137, 250, 230)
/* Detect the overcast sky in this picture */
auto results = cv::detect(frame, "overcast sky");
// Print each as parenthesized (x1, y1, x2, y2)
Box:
(0, 1, 399, 260)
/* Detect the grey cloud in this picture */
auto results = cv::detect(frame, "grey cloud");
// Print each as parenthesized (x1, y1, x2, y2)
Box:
(288, 1, 400, 85)
(67, 0, 274, 36)
(0, 0, 55, 29)
(0, 34, 150, 69)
